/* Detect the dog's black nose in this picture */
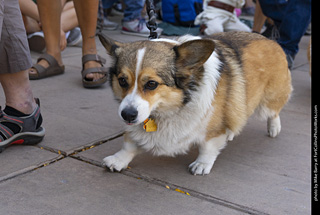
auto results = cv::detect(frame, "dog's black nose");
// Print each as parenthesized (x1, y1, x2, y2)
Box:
(121, 107, 138, 123)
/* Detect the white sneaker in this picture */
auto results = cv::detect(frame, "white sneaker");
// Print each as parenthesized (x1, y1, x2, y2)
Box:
(66, 27, 82, 46)
(121, 19, 150, 37)
(103, 17, 119, 30)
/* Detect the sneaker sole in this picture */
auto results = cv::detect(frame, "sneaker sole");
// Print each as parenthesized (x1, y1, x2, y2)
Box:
(28, 35, 45, 53)
(0, 127, 45, 153)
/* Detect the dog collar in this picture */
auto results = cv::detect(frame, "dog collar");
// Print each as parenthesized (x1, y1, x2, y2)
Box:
(143, 118, 157, 132)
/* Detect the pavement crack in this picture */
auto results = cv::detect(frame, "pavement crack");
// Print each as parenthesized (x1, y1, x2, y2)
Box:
(67, 131, 124, 156)
(33, 155, 65, 170)
(70, 154, 103, 168)
(36, 145, 67, 156)
(16, 132, 268, 215)
(0, 155, 65, 183)
(0, 132, 124, 183)
(122, 170, 269, 215)
(69, 154, 269, 215)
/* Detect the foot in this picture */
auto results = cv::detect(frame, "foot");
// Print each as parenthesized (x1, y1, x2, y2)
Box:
(83, 60, 106, 82)
(102, 17, 119, 30)
(0, 99, 45, 153)
(29, 53, 63, 76)
(102, 139, 139, 172)
(102, 148, 137, 172)
(121, 18, 150, 37)
(189, 158, 215, 176)
(66, 27, 83, 47)
(268, 116, 281, 138)
(102, 154, 131, 172)
(226, 129, 235, 141)
(189, 134, 228, 175)
(286, 53, 295, 70)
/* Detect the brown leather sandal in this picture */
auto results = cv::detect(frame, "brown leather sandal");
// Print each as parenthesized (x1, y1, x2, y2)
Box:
(81, 54, 108, 88)
(29, 53, 65, 80)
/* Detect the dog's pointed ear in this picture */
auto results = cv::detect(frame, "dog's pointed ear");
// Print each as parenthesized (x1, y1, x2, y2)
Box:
(174, 39, 215, 68)
(173, 39, 215, 94)
(97, 32, 123, 56)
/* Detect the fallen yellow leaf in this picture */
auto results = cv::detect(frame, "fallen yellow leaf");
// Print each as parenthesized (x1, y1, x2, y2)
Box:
(175, 188, 190, 196)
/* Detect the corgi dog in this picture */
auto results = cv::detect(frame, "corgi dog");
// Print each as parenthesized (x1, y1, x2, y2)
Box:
(98, 31, 292, 175)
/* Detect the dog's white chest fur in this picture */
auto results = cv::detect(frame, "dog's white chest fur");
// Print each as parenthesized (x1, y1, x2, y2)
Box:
(126, 112, 209, 156)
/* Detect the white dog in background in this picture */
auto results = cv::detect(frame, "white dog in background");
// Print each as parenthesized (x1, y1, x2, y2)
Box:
(195, 0, 251, 35)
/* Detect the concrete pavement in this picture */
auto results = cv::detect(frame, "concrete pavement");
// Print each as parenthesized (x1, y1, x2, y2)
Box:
(0, 26, 312, 214)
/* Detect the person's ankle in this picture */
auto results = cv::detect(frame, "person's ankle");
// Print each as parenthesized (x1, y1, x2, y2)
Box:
(5, 99, 37, 115)
(46, 50, 63, 66)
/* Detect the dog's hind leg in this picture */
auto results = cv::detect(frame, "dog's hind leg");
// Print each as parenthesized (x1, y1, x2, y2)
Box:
(257, 105, 282, 138)
(261, 69, 292, 138)
(258, 92, 291, 138)
(189, 134, 227, 175)
(226, 129, 235, 141)
(268, 115, 281, 138)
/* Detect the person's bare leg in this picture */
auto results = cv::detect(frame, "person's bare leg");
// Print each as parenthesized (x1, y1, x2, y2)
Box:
(22, 15, 41, 34)
(61, 1, 78, 32)
(29, 0, 63, 76)
(252, 0, 267, 33)
(0, 70, 37, 115)
(19, 0, 41, 34)
(73, 0, 104, 81)
(19, 0, 40, 21)
(37, 0, 64, 58)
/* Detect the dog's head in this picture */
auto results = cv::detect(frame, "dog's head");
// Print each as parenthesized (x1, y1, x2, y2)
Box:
(98, 33, 215, 125)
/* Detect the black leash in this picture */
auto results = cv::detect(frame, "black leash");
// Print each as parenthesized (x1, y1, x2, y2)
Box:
(146, 0, 158, 40)
(97, 0, 104, 33)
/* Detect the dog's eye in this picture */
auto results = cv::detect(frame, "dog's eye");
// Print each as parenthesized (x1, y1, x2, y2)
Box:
(144, 80, 159, 90)
(118, 77, 128, 88)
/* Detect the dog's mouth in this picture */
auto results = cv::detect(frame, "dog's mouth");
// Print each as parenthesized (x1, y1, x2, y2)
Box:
(123, 117, 148, 126)
(123, 115, 152, 126)
(122, 117, 143, 126)
(120, 105, 152, 126)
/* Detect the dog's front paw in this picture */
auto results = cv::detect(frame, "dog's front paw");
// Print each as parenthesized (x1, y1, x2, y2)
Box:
(188, 160, 214, 176)
(102, 154, 129, 172)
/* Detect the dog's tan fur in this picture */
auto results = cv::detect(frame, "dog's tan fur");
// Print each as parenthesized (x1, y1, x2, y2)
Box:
(98, 32, 292, 175)
(205, 33, 292, 140)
